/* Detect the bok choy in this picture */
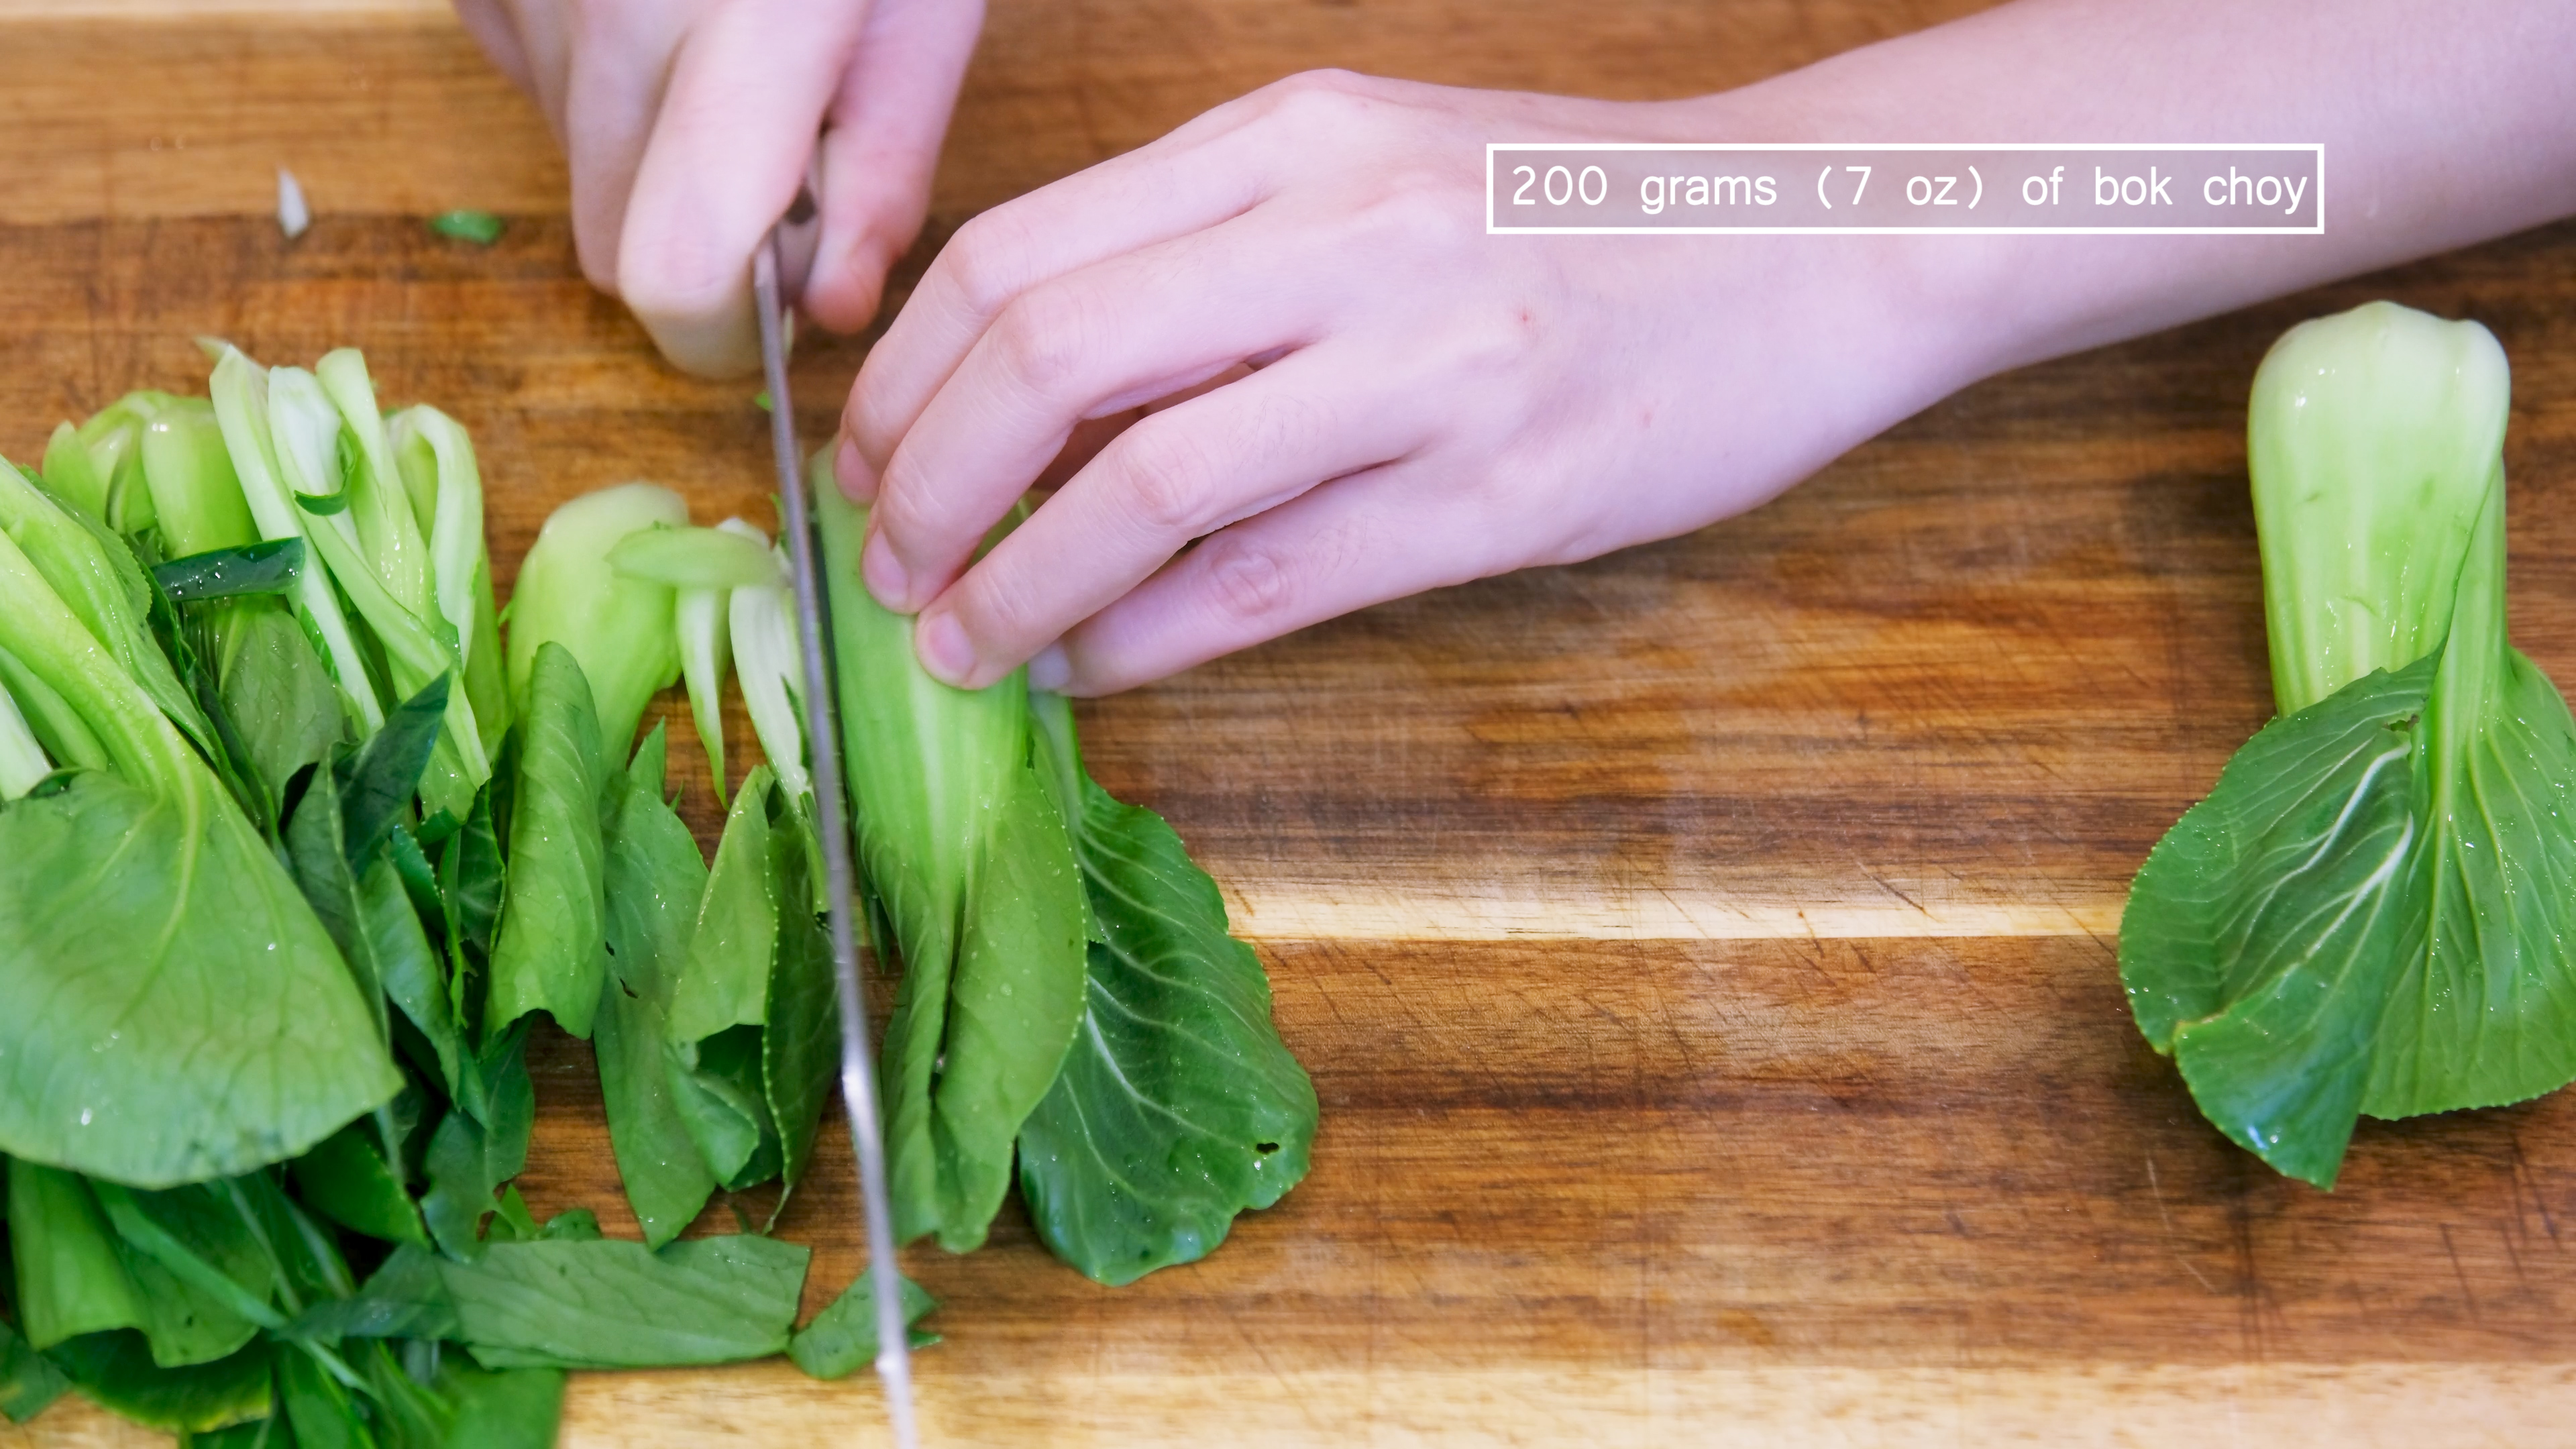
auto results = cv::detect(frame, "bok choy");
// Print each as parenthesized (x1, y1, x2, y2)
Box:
(2121, 301, 2576, 1187)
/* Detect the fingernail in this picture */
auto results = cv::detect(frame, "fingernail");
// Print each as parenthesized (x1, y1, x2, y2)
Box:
(1027, 643, 1071, 693)
(862, 531, 911, 610)
(835, 433, 875, 502)
(916, 610, 974, 686)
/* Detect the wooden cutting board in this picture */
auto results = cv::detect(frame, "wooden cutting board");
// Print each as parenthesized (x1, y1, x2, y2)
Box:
(5, 1, 2576, 1443)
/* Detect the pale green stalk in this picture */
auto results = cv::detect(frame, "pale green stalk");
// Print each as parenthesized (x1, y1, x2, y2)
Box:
(0, 678, 47, 800)
(727, 561, 808, 803)
(317, 348, 434, 620)
(507, 482, 686, 757)
(2249, 301, 2511, 714)
(209, 348, 387, 735)
(138, 400, 259, 557)
(267, 370, 490, 814)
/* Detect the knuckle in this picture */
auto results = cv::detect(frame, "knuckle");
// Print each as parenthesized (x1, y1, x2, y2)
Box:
(1257, 68, 1379, 129)
(869, 454, 940, 543)
(956, 561, 1044, 649)
(939, 209, 1038, 320)
(986, 288, 1096, 400)
(1110, 424, 1215, 538)
(1199, 531, 1295, 624)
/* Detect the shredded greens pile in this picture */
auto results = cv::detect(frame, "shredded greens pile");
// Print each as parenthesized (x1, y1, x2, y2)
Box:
(2122, 301, 2576, 1187)
(0, 344, 1313, 1442)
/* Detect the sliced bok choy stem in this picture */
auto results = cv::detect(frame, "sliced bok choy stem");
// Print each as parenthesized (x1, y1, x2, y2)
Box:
(210, 348, 387, 734)
(317, 348, 435, 621)
(0, 677, 48, 800)
(0, 643, 106, 773)
(266, 362, 491, 814)
(606, 517, 784, 804)
(138, 400, 260, 557)
(728, 558, 808, 804)
(505, 482, 686, 758)
(392, 403, 513, 760)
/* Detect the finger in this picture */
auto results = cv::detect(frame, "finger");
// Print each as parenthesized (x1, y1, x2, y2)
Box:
(908, 350, 1427, 687)
(1027, 363, 1252, 492)
(619, 0, 872, 376)
(562, 0, 692, 295)
(452, 0, 537, 98)
(801, 0, 987, 333)
(838, 80, 1321, 479)
(1049, 458, 1530, 696)
(859, 216, 1328, 611)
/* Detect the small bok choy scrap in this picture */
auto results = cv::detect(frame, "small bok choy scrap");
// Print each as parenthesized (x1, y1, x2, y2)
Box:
(2121, 301, 2576, 1188)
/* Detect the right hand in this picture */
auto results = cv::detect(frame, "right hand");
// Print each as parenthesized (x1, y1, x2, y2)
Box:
(453, 0, 985, 376)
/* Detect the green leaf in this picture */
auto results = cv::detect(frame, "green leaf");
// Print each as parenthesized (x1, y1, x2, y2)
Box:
(152, 538, 303, 602)
(438, 787, 505, 1036)
(427, 209, 507, 245)
(283, 1245, 457, 1342)
(44, 1331, 272, 1434)
(9, 1162, 146, 1352)
(488, 642, 609, 1040)
(1016, 708, 1319, 1283)
(670, 1027, 781, 1191)
(0, 768, 399, 1186)
(89, 1181, 284, 1336)
(2119, 659, 2433, 1186)
(340, 676, 451, 869)
(901, 755, 1091, 1250)
(439, 1235, 808, 1370)
(7, 1164, 262, 1370)
(596, 729, 719, 1247)
(278, 1338, 371, 1449)
(787, 1267, 938, 1380)
(672, 767, 780, 1044)
(209, 601, 346, 814)
(290, 1122, 429, 1248)
(435, 1359, 563, 1449)
(763, 792, 839, 1214)
(0, 1316, 70, 1425)
(2361, 498, 2576, 1118)
(285, 766, 395, 1044)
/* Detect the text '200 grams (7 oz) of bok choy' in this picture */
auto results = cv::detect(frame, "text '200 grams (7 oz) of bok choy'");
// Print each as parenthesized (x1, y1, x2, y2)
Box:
(2122, 301, 2576, 1188)
(0, 339, 1317, 1444)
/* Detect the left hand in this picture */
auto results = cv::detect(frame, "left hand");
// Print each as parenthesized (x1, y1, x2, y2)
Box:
(833, 70, 1983, 694)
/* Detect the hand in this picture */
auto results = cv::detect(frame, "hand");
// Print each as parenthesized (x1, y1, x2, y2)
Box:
(455, 0, 984, 376)
(834, 70, 1984, 694)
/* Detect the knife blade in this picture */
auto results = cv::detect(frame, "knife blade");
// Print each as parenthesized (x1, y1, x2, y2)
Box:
(753, 224, 921, 1449)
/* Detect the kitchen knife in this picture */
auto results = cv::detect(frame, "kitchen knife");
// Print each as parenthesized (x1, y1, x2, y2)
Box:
(754, 219, 920, 1449)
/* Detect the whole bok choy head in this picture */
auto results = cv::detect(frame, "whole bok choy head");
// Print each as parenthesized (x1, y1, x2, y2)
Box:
(2120, 301, 2576, 1188)
(814, 472, 1316, 1275)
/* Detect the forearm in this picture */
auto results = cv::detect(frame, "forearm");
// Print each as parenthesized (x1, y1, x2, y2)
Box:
(1676, 0, 2576, 382)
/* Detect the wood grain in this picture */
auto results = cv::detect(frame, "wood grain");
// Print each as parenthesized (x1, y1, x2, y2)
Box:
(4, 1, 2576, 1444)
